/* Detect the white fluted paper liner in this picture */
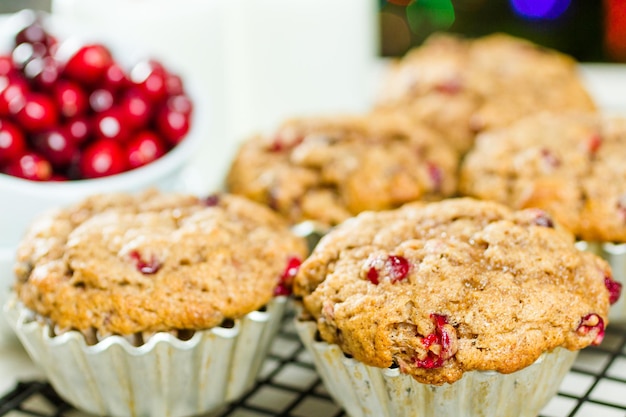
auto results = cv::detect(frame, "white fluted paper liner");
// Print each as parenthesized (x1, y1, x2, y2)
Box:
(4, 295, 287, 417)
(295, 319, 577, 417)
(576, 241, 626, 323)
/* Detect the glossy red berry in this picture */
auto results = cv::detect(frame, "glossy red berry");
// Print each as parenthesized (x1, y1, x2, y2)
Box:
(24, 56, 60, 90)
(54, 80, 88, 118)
(63, 44, 113, 85)
(15, 92, 58, 132)
(34, 128, 77, 167)
(130, 59, 168, 102)
(93, 108, 130, 142)
(126, 131, 166, 169)
(0, 119, 26, 164)
(156, 105, 190, 145)
(274, 256, 302, 296)
(88, 88, 114, 113)
(0, 76, 29, 116)
(129, 250, 162, 274)
(4, 152, 52, 181)
(605, 276, 622, 305)
(65, 116, 91, 146)
(103, 62, 128, 91)
(119, 88, 152, 128)
(79, 138, 126, 178)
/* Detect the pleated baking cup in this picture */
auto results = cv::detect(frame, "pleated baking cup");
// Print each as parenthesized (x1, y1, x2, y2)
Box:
(295, 319, 577, 417)
(4, 295, 287, 417)
(576, 241, 626, 323)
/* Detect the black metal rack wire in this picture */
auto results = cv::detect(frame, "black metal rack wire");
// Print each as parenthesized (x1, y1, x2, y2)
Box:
(1, 316, 626, 417)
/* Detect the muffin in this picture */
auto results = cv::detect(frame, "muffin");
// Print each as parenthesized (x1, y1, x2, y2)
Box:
(375, 32, 596, 154)
(460, 111, 626, 321)
(226, 112, 458, 230)
(293, 198, 619, 417)
(5, 189, 307, 417)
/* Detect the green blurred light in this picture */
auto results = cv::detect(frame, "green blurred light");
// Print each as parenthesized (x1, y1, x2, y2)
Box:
(406, 0, 455, 33)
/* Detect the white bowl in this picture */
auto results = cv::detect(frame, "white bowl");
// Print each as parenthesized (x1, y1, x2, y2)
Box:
(0, 10, 209, 343)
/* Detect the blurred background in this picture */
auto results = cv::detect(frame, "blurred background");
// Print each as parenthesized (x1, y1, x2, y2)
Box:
(2, 0, 626, 62)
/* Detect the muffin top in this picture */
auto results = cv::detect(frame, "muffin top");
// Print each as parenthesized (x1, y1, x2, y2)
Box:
(375, 32, 596, 153)
(226, 112, 458, 228)
(460, 112, 626, 243)
(293, 198, 618, 385)
(14, 190, 307, 338)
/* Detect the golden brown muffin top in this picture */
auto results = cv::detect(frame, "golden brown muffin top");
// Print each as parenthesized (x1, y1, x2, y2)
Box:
(460, 111, 626, 243)
(226, 112, 458, 228)
(376, 32, 596, 153)
(294, 198, 618, 385)
(14, 190, 307, 338)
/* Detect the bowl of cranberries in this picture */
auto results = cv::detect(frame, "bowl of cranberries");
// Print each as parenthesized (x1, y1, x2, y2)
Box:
(0, 10, 204, 254)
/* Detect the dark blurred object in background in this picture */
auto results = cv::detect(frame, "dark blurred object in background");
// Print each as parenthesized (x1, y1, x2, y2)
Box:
(380, 0, 624, 63)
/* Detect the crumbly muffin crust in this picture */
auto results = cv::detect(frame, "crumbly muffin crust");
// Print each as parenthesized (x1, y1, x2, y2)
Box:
(14, 190, 307, 337)
(375, 32, 596, 153)
(460, 112, 626, 243)
(226, 112, 458, 228)
(293, 198, 614, 385)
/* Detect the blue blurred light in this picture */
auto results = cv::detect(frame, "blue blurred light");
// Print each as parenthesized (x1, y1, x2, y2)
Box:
(509, 0, 571, 20)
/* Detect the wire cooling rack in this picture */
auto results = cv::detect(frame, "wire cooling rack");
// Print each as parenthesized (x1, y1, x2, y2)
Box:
(1, 313, 626, 417)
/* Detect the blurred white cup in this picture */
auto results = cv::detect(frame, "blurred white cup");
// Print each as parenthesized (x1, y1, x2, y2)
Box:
(51, 0, 381, 194)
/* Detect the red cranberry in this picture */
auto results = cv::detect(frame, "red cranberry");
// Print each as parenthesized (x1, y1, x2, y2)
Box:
(604, 276, 622, 305)
(585, 134, 602, 155)
(165, 73, 184, 95)
(0, 56, 14, 76)
(126, 131, 166, 169)
(103, 63, 128, 91)
(202, 194, 220, 207)
(427, 162, 443, 192)
(274, 256, 302, 296)
(130, 59, 168, 102)
(0, 119, 26, 164)
(156, 105, 190, 145)
(33, 128, 77, 167)
(166, 94, 193, 115)
(576, 313, 605, 346)
(129, 250, 162, 274)
(65, 116, 91, 146)
(434, 78, 462, 94)
(54, 80, 88, 119)
(24, 56, 60, 90)
(388, 255, 410, 282)
(415, 314, 458, 369)
(63, 44, 113, 85)
(15, 92, 58, 132)
(79, 138, 126, 178)
(4, 152, 52, 181)
(367, 267, 379, 285)
(15, 18, 49, 46)
(88, 88, 114, 113)
(93, 108, 130, 142)
(119, 88, 152, 128)
(0, 76, 29, 116)
(541, 148, 560, 169)
(11, 42, 48, 70)
(530, 209, 554, 228)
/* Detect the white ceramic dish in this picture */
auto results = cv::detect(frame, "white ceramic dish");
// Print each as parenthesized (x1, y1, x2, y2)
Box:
(0, 10, 209, 344)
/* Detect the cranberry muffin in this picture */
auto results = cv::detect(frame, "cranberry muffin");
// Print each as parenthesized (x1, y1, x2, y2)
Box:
(460, 111, 626, 322)
(375, 32, 596, 153)
(6, 189, 307, 417)
(293, 198, 619, 417)
(226, 112, 458, 229)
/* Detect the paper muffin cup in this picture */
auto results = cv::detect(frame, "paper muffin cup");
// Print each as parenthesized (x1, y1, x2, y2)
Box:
(295, 319, 577, 417)
(4, 295, 287, 417)
(576, 241, 626, 323)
